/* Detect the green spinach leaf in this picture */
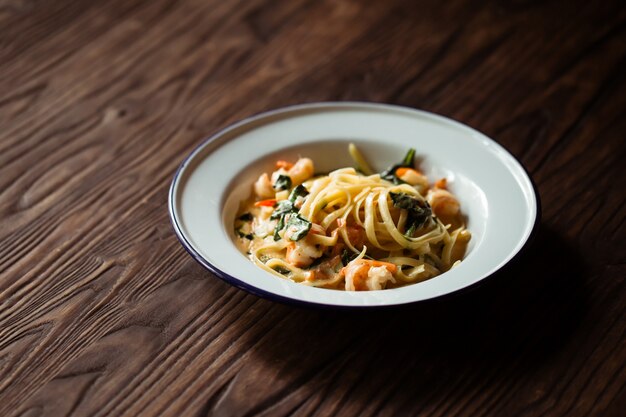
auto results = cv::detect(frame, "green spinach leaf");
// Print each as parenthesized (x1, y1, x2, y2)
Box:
(271, 184, 311, 239)
(380, 148, 416, 184)
(341, 249, 358, 266)
(271, 265, 291, 275)
(289, 184, 309, 201)
(238, 212, 253, 221)
(389, 192, 432, 236)
(273, 215, 285, 241)
(285, 214, 312, 241)
(273, 174, 292, 191)
(235, 228, 254, 240)
(270, 200, 294, 220)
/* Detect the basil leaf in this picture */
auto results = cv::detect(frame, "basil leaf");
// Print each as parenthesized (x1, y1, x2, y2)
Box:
(289, 184, 309, 202)
(404, 222, 418, 238)
(238, 213, 253, 221)
(380, 165, 405, 184)
(270, 200, 294, 220)
(273, 174, 292, 191)
(271, 266, 291, 275)
(340, 248, 373, 264)
(270, 185, 309, 221)
(402, 148, 416, 167)
(389, 192, 428, 211)
(389, 192, 432, 234)
(236, 228, 254, 240)
(285, 214, 312, 241)
(274, 215, 285, 241)
(270, 185, 310, 240)
(341, 249, 359, 266)
(304, 256, 324, 270)
(380, 148, 416, 184)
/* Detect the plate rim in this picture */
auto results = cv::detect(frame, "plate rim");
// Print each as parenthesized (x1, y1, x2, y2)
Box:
(168, 101, 542, 309)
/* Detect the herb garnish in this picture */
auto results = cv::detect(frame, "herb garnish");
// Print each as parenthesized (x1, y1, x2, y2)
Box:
(341, 249, 358, 266)
(271, 265, 291, 275)
(389, 192, 432, 237)
(273, 215, 285, 241)
(285, 214, 312, 241)
(289, 184, 309, 201)
(340, 249, 373, 266)
(305, 256, 324, 270)
(238, 213, 253, 221)
(271, 200, 295, 221)
(235, 228, 254, 240)
(273, 174, 292, 191)
(380, 148, 416, 184)
(271, 185, 310, 241)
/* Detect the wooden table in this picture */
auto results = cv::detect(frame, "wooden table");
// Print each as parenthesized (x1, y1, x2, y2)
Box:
(1, 0, 624, 416)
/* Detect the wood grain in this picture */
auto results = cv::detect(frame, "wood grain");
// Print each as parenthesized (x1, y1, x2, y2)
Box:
(0, 0, 624, 416)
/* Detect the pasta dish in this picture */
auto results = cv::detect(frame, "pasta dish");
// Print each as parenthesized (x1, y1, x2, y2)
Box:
(234, 144, 470, 291)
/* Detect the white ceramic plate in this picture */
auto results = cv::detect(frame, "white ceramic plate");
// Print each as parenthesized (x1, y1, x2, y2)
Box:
(169, 102, 539, 308)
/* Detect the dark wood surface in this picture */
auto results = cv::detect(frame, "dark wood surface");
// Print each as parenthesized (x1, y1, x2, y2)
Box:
(1, 0, 625, 416)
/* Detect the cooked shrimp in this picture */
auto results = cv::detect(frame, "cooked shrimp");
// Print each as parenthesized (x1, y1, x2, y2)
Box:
(285, 223, 325, 267)
(434, 178, 448, 189)
(396, 167, 428, 194)
(275, 160, 293, 170)
(254, 173, 274, 199)
(427, 185, 461, 228)
(288, 158, 314, 185)
(366, 266, 396, 290)
(341, 259, 397, 291)
(427, 188, 460, 219)
(286, 238, 324, 267)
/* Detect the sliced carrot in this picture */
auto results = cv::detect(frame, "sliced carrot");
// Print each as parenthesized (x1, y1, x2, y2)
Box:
(305, 271, 316, 281)
(254, 199, 276, 207)
(275, 160, 293, 170)
(435, 178, 447, 189)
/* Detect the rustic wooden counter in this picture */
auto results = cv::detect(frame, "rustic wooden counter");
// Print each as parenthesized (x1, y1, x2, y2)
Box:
(1, 0, 624, 415)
